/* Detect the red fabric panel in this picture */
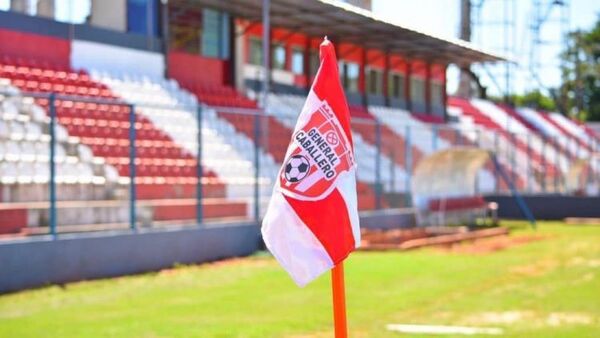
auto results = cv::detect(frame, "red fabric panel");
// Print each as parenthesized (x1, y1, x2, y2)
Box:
(285, 189, 355, 265)
(0, 29, 70, 68)
(167, 51, 228, 87)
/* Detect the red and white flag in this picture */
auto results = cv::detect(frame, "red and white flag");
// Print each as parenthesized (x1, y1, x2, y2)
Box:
(262, 38, 360, 287)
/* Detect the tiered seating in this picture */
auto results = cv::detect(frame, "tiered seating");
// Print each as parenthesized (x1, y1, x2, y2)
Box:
(1, 57, 247, 226)
(185, 85, 382, 210)
(0, 78, 123, 233)
(549, 113, 596, 149)
(349, 106, 425, 171)
(269, 93, 408, 196)
(91, 71, 276, 201)
(412, 113, 445, 124)
(449, 97, 540, 190)
(471, 99, 567, 175)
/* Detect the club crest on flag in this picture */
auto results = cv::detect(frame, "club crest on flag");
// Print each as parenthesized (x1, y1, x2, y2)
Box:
(278, 100, 355, 201)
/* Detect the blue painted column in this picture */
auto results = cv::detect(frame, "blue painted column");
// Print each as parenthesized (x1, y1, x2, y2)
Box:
(48, 93, 57, 239)
(128, 104, 137, 231)
(196, 104, 204, 225)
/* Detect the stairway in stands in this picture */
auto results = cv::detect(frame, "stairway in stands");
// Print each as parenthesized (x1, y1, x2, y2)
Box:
(0, 56, 246, 228)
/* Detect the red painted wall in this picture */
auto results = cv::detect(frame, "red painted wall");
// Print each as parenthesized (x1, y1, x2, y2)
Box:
(167, 51, 229, 87)
(238, 21, 447, 112)
(431, 63, 446, 83)
(0, 29, 70, 68)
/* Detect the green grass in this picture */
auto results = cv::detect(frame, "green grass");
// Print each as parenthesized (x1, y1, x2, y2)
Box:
(1, 221, 600, 337)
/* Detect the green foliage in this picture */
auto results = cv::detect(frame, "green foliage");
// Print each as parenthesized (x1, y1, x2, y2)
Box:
(501, 90, 557, 111)
(559, 16, 600, 121)
(0, 221, 599, 337)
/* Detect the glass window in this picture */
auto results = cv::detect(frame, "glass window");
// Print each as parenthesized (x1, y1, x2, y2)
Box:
(169, 7, 229, 59)
(388, 73, 405, 98)
(346, 62, 360, 93)
(410, 77, 426, 105)
(249, 38, 262, 65)
(309, 50, 320, 76)
(366, 68, 383, 95)
(431, 82, 444, 108)
(127, 0, 159, 36)
(272, 44, 286, 70)
(291, 48, 304, 75)
(202, 9, 221, 58)
(0, 0, 9, 11)
(55, 0, 91, 24)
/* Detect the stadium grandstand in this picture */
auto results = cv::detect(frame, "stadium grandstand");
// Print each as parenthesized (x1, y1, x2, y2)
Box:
(0, 0, 598, 249)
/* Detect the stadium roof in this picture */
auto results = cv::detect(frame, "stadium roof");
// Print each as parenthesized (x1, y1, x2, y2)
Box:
(181, 0, 505, 65)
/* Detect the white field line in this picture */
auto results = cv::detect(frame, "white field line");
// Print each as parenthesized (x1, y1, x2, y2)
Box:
(386, 324, 504, 335)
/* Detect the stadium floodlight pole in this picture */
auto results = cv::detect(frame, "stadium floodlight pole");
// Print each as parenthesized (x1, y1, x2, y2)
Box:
(128, 104, 137, 231)
(48, 93, 57, 239)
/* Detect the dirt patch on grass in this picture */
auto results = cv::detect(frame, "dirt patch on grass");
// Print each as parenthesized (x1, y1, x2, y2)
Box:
(510, 258, 559, 277)
(442, 234, 545, 254)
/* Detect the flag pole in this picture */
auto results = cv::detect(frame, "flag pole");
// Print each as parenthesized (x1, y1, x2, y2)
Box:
(331, 262, 348, 338)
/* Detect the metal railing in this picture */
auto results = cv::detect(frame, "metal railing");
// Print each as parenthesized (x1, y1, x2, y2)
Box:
(0, 90, 599, 238)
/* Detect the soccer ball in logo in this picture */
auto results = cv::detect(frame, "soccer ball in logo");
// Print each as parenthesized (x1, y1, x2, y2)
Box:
(284, 155, 310, 183)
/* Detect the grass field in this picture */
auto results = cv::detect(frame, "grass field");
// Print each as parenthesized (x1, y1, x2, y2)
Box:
(1, 221, 599, 337)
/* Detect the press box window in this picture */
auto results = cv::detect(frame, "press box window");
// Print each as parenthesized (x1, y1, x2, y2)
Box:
(249, 38, 262, 65)
(366, 68, 383, 95)
(388, 73, 405, 98)
(291, 48, 304, 75)
(410, 77, 426, 105)
(272, 44, 286, 70)
(431, 82, 444, 108)
(340, 61, 359, 93)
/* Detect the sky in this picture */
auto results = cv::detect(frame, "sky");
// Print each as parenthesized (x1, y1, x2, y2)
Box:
(373, 0, 600, 97)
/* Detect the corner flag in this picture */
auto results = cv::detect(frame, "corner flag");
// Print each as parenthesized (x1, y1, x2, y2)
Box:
(261, 37, 360, 287)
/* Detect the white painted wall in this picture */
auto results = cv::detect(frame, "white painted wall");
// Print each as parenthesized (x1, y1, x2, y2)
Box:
(71, 40, 165, 79)
(90, 0, 126, 32)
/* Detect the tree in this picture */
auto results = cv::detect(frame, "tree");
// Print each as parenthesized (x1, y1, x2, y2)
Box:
(489, 90, 556, 111)
(558, 16, 600, 121)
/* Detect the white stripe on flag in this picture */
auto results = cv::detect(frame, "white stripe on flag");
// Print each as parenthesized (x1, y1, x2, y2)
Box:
(335, 168, 361, 248)
(262, 192, 334, 286)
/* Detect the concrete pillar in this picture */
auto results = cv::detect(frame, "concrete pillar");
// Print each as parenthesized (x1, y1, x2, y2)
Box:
(234, 21, 246, 92)
(10, 0, 30, 13)
(90, 0, 126, 32)
(37, 0, 54, 19)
